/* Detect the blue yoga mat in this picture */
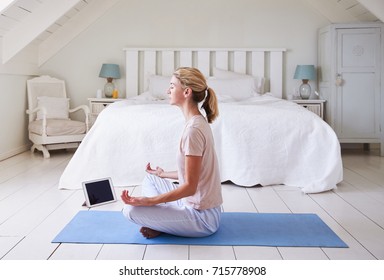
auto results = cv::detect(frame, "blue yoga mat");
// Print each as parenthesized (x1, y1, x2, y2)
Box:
(52, 211, 348, 247)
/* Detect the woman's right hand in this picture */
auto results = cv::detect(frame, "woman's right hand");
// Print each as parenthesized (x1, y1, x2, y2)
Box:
(145, 162, 164, 177)
(121, 190, 155, 206)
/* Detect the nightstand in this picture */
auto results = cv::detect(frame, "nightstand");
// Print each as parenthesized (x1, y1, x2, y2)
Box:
(88, 98, 124, 127)
(292, 99, 325, 119)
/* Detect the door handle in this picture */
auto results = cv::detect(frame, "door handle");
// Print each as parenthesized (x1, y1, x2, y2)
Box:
(335, 74, 343, 86)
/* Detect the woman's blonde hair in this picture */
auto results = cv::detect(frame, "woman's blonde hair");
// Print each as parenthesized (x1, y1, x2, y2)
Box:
(173, 67, 219, 123)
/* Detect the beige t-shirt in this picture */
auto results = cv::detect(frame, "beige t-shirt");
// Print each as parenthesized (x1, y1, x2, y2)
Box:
(177, 115, 222, 210)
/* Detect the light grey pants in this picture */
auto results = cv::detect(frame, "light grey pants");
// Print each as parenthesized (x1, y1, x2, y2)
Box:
(123, 173, 221, 237)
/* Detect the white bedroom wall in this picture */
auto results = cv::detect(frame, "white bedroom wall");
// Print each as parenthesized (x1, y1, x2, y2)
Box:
(39, 0, 329, 105)
(1, 0, 330, 159)
(0, 75, 30, 159)
(0, 39, 37, 160)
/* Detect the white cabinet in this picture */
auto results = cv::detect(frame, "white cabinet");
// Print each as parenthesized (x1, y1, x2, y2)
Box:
(88, 98, 123, 127)
(292, 100, 325, 119)
(318, 23, 384, 156)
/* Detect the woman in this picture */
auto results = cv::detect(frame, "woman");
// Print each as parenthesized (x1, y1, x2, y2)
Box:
(121, 67, 222, 239)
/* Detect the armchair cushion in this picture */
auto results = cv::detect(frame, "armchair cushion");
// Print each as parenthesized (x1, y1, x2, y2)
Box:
(29, 119, 86, 136)
(36, 96, 70, 120)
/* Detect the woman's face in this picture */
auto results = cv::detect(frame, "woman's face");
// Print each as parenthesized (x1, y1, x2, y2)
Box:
(168, 75, 185, 106)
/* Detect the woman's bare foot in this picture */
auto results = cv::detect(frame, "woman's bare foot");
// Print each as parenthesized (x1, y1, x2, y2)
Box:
(140, 227, 162, 239)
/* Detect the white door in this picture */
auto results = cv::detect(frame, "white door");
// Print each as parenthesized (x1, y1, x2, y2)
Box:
(335, 28, 381, 140)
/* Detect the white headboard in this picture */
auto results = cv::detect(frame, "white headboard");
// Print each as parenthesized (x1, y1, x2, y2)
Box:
(123, 47, 286, 98)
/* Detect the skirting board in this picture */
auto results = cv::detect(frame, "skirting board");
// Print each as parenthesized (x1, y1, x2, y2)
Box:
(0, 144, 31, 161)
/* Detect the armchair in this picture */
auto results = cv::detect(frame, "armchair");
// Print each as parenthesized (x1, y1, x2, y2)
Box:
(26, 76, 90, 158)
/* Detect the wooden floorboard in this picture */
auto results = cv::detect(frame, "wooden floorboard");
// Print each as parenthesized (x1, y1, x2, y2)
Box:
(0, 149, 383, 260)
(96, 244, 146, 260)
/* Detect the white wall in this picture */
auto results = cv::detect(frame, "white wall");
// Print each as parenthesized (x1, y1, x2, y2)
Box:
(0, 74, 31, 159)
(0, 39, 37, 160)
(39, 0, 329, 103)
(1, 0, 330, 159)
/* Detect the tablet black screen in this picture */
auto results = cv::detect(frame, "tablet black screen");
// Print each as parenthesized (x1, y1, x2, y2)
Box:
(84, 179, 115, 205)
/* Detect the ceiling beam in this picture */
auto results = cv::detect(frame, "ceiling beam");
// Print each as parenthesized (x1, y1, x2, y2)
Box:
(2, 0, 80, 64)
(38, 0, 120, 66)
(0, 0, 17, 13)
(357, 0, 384, 22)
(303, 0, 356, 23)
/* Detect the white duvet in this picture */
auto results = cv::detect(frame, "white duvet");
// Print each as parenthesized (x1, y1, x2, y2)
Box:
(59, 94, 343, 193)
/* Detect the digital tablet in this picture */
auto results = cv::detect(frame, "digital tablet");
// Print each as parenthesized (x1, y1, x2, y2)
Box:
(82, 177, 117, 208)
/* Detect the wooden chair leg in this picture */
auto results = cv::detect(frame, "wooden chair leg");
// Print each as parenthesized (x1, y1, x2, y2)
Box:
(41, 146, 50, 158)
(31, 144, 37, 153)
(31, 144, 50, 158)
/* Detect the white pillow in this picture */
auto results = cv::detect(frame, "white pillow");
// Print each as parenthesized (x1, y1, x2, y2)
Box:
(212, 67, 265, 94)
(207, 77, 255, 100)
(36, 96, 69, 120)
(148, 75, 171, 100)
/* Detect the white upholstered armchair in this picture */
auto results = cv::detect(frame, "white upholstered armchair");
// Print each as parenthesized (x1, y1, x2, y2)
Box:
(26, 76, 90, 158)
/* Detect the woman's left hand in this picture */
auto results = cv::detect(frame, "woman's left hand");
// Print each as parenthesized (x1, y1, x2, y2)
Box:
(121, 190, 154, 206)
(145, 162, 164, 177)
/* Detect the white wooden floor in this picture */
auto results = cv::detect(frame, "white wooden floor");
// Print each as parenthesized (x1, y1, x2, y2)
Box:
(0, 148, 383, 260)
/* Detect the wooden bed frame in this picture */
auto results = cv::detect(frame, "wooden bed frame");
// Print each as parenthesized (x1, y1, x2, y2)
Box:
(124, 48, 286, 98)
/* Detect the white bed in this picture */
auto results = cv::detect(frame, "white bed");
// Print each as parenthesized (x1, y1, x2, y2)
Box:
(59, 48, 343, 193)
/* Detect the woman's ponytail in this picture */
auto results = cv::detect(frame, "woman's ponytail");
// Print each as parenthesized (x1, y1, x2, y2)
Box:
(201, 87, 219, 123)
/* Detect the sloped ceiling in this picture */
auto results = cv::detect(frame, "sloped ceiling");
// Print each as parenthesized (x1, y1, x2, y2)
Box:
(0, 0, 383, 66)
(0, 0, 119, 65)
(305, 0, 383, 22)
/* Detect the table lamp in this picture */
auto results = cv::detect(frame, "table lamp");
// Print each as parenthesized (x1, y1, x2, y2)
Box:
(294, 65, 316, 99)
(99, 63, 121, 98)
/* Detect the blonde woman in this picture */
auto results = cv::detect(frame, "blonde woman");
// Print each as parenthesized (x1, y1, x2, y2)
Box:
(121, 67, 222, 238)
